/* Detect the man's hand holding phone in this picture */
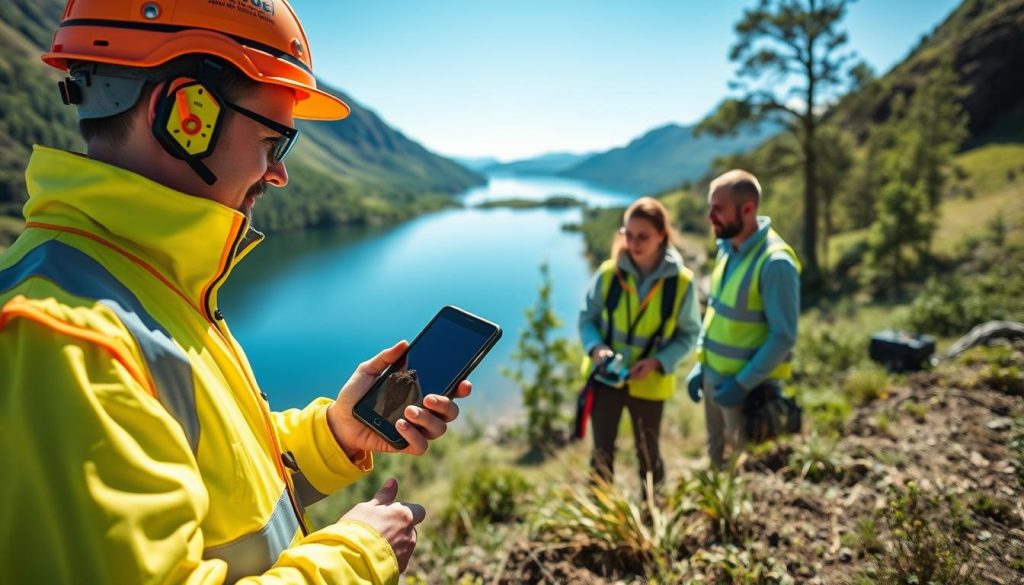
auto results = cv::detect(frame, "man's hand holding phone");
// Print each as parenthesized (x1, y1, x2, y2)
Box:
(326, 340, 472, 457)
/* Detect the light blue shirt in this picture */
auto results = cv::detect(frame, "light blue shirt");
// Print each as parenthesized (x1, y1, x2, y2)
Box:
(702, 216, 800, 390)
(578, 245, 701, 373)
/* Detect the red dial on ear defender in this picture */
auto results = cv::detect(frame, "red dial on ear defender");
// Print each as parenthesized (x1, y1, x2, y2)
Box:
(152, 78, 224, 185)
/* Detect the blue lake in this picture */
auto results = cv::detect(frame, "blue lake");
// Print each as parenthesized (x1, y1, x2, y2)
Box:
(219, 173, 635, 416)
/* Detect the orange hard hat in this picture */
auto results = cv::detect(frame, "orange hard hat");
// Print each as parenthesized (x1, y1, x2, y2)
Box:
(43, 0, 349, 121)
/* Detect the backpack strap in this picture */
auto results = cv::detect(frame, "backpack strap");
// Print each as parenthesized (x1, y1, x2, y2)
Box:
(602, 268, 624, 347)
(638, 274, 679, 360)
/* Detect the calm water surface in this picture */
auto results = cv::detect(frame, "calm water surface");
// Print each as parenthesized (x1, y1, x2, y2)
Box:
(220, 174, 634, 417)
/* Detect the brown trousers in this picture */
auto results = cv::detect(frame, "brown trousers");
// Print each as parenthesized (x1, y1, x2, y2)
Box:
(590, 382, 665, 488)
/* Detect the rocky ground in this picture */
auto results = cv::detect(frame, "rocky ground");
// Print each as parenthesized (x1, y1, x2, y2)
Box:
(443, 341, 1024, 584)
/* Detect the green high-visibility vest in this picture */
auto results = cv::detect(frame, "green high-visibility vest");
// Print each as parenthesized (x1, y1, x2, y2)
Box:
(696, 228, 801, 380)
(581, 258, 693, 401)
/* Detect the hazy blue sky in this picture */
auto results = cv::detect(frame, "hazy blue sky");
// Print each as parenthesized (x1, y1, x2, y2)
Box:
(299, 0, 961, 161)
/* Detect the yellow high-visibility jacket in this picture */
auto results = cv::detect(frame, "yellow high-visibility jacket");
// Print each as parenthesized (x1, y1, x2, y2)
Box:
(0, 147, 398, 584)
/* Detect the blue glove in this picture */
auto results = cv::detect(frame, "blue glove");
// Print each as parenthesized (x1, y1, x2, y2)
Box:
(685, 364, 703, 403)
(713, 377, 747, 407)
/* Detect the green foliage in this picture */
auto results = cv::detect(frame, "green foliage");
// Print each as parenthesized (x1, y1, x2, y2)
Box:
(682, 545, 795, 585)
(863, 483, 978, 585)
(530, 477, 693, 576)
(786, 431, 844, 482)
(903, 229, 1024, 336)
(841, 515, 884, 555)
(967, 491, 1017, 526)
(978, 362, 1024, 396)
(862, 56, 968, 296)
(577, 206, 624, 264)
(794, 384, 852, 434)
(814, 126, 855, 267)
(842, 364, 889, 405)
(691, 464, 752, 544)
(900, 400, 928, 424)
(502, 262, 581, 451)
(439, 466, 530, 541)
(699, 0, 857, 277)
(793, 321, 866, 383)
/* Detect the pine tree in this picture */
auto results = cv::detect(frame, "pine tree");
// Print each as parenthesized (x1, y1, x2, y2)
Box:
(697, 0, 858, 287)
(502, 262, 581, 451)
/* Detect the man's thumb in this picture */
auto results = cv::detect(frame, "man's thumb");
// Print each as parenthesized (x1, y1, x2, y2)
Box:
(371, 477, 398, 505)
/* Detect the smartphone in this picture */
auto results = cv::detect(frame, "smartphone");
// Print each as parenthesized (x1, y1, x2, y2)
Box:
(352, 305, 502, 448)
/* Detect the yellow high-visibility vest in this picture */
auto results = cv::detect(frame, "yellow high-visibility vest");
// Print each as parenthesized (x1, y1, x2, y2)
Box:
(581, 258, 693, 401)
(696, 228, 801, 380)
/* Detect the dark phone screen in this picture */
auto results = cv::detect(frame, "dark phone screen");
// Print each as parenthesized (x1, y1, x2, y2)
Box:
(366, 314, 493, 425)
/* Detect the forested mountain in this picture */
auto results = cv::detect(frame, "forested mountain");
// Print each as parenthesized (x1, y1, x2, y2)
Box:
(559, 121, 779, 194)
(0, 0, 483, 236)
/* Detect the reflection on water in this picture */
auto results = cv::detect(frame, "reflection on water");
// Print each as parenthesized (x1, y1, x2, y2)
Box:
(220, 174, 635, 416)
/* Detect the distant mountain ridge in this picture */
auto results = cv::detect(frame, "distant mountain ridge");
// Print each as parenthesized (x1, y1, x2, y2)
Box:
(559, 121, 779, 195)
(451, 156, 502, 172)
(484, 152, 593, 176)
(0, 0, 482, 234)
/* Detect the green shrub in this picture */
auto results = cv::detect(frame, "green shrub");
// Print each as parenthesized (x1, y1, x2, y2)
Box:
(793, 323, 866, 383)
(843, 364, 890, 405)
(967, 491, 1017, 526)
(786, 431, 844, 482)
(979, 363, 1024, 396)
(904, 267, 1024, 337)
(682, 545, 795, 584)
(862, 483, 978, 585)
(691, 464, 752, 544)
(529, 476, 693, 575)
(841, 516, 883, 554)
(502, 263, 581, 452)
(795, 384, 852, 434)
(440, 466, 530, 541)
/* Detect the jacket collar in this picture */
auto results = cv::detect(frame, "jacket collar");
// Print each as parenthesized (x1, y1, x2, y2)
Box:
(616, 244, 684, 284)
(23, 146, 263, 314)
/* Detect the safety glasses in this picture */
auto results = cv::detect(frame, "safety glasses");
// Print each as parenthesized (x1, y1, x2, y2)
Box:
(223, 99, 299, 164)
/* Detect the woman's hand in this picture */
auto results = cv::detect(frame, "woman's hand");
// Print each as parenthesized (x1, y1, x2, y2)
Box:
(591, 344, 614, 364)
(629, 358, 662, 380)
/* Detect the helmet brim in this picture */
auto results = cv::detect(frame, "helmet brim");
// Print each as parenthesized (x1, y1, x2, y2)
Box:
(44, 27, 350, 121)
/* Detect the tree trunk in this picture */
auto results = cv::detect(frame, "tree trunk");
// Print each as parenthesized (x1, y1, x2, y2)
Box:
(802, 116, 820, 281)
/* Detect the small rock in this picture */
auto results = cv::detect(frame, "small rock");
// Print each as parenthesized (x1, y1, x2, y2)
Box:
(838, 547, 854, 563)
(987, 417, 1013, 432)
(979, 530, 993, 542)
(969, 451, 990, 467)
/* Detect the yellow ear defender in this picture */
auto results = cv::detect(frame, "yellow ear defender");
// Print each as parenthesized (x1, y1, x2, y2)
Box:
(153, 77, 224, 185)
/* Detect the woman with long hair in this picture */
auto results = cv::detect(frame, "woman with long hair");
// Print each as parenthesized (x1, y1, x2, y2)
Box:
(578, 197, 701, 491)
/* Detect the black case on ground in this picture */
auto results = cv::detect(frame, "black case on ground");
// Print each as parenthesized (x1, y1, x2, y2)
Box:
(868, 330, 936, 372)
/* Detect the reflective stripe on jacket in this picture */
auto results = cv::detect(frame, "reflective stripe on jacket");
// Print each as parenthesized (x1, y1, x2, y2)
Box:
(580, 257, 693, 401)
(0, 147, 398, 584)
(696, 227, 801, 380)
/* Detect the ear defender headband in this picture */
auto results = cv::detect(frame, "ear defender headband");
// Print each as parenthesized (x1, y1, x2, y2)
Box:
(152, 77, 224, 185)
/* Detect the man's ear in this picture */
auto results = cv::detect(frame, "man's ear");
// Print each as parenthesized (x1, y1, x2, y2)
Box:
(146, 81, 167, 125)
(742, 201, 756, 217)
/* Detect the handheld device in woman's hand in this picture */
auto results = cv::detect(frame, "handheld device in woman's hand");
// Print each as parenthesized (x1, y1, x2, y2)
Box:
(352, 305, 502, 448)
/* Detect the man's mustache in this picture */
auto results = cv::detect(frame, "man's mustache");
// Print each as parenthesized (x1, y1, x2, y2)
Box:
(247, 181, 268, 198)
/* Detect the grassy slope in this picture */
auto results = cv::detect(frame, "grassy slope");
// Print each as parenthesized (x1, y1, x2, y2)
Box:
(827, 143, 1024, 264)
